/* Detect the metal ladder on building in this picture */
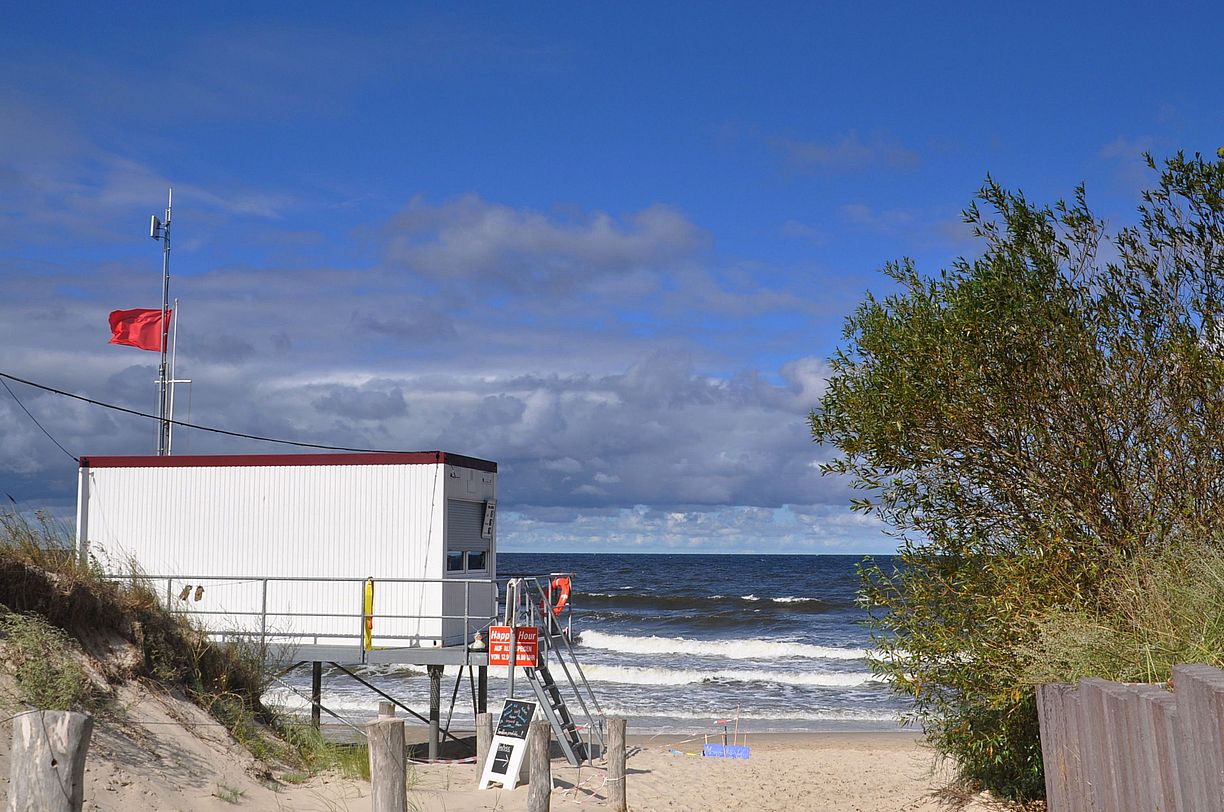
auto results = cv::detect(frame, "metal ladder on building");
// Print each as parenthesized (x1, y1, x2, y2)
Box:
(503, 577, 606, 767)
(525, 661, 587, 764)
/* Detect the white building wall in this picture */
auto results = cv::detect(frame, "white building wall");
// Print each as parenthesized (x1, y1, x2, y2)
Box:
(81, 459, 496, 648)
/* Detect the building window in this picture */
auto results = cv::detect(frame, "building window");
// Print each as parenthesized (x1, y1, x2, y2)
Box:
(446, 498, 491, 576)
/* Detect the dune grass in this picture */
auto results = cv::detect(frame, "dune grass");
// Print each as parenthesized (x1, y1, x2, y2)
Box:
(0, 508, 370, 780)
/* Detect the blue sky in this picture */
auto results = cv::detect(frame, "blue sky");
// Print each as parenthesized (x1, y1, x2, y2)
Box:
(1, 3, 1221, 553)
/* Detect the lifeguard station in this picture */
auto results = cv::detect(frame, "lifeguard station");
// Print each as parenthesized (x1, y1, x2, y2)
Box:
(74, 451, 604, 761)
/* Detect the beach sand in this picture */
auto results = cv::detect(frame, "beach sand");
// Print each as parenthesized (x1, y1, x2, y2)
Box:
(1, 686, 994, 811)
(398, 731, 989, 812)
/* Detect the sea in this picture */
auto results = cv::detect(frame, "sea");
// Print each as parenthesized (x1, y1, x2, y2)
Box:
(266, 553, 907, 735)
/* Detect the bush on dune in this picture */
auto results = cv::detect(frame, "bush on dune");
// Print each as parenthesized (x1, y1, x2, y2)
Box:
(813, 152, 1224, 802)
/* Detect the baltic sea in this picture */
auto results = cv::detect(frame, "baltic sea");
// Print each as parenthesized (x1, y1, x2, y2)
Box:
(269, 553, 906, 734)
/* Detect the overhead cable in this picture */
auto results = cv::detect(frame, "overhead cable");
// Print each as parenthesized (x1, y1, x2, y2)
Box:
(0, 371, 408, 455)
(0, 376, 79, 462)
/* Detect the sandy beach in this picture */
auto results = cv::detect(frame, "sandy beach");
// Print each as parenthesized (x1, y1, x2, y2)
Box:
(0, 680, 994, 811)
(398, 731, 986, 812)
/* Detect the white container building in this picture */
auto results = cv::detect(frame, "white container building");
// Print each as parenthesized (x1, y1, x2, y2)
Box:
(74, 451, 498, 656)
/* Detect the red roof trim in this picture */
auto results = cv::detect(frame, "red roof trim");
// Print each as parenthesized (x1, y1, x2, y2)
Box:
(79, 452, 497, 473)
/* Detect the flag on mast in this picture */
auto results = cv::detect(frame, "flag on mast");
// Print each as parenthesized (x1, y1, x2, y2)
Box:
(108, 308, 172, 352)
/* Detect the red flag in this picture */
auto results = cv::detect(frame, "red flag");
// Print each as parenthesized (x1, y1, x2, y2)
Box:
(108, 308, 171, 352)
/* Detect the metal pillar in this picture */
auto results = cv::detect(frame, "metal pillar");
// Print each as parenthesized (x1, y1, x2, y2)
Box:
(311, 661, 323, 729)
(428, 664, 443, 761)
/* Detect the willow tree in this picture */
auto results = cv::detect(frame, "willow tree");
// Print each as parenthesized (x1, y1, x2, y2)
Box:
(811, 153, 1224, 801)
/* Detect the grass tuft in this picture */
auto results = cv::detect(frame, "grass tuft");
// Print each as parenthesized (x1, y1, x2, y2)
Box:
(0, 610, 94, 710)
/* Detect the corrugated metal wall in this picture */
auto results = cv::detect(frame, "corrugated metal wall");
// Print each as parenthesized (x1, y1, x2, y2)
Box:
(82, 462, 485, 646)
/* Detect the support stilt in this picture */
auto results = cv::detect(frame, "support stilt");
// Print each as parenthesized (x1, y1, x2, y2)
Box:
(311, 661, 323, 730)
(478, 665, 488, 714)
(428, 664, 443, 762)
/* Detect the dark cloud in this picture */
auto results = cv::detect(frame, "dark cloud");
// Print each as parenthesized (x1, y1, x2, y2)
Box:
(311, 384, 408, 421)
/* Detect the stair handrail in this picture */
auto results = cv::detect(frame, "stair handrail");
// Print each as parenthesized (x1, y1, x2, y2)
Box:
(525, 576, 607, 753)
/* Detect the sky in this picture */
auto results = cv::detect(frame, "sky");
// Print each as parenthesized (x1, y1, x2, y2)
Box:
(1, 2, 1221, 554)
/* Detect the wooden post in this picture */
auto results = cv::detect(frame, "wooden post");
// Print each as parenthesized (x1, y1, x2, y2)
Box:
(476, 712, 493, 775)
(311, 661, 323, 730)
(528, 719, 551, 812)
(608, 717, 627, 812)
(9, 710, 94, 812)
(428, 664, 443, 762)
(367, 707, 406, 812)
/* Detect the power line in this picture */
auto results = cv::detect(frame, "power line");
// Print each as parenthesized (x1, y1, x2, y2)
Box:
(0, 371, 409, 455)
(0, 376, 79, 462)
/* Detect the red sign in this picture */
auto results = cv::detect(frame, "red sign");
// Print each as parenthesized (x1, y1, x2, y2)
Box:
(488, 625, 539, 667)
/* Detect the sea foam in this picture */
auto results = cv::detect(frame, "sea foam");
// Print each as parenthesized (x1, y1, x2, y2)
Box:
(577, 630, 870, 661)
(578, 663, 878, 688)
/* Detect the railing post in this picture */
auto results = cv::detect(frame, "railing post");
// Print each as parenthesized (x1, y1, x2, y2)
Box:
(260, 578, 268, 649)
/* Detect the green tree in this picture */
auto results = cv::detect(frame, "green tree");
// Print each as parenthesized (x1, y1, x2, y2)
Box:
(811, 153, 1224, 801)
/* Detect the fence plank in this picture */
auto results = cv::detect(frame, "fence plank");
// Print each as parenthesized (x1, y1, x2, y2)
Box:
(1173, 664, 1224, 812)
(1079, 678, 1122, 811)
(1037, 683, 1077, 812)
(1134, 685, 1179, 812)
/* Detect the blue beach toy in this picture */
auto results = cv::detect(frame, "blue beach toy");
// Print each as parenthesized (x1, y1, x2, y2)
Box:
(702, 743, 751, 759)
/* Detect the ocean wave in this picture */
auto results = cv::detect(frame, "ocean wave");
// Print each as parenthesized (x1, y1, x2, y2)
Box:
(576, 630, 869, 661)
(575, 591, 838, 612)
(579, 663, 879, 688)
(598, 706, 900, 723)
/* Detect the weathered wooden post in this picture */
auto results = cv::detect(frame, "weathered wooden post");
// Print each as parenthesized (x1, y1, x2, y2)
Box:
(476, 711, 493, 775)
(608, 717, 627, 812)
(367, 703, 406, 812)
(528, 719, 551, 812)
(9, 710, 93, 812)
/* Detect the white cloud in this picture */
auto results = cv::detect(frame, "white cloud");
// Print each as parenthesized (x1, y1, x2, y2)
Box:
(771, 130, 920, 173)
(384, 195, 707, 292)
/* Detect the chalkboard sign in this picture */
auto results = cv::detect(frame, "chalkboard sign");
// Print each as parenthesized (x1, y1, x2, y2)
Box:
(491, 741, 514, 773)
(495, 698, 536, 739)
(479, 697, 539, 791)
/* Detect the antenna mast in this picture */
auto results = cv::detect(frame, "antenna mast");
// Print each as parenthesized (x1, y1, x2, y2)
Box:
(152, 188, 172, 456)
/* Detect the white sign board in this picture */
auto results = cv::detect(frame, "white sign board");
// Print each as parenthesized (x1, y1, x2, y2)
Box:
(481, 499, 497, 539)
(478, 697, 537, 790)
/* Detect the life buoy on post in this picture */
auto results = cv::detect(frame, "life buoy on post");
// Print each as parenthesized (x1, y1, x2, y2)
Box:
(550, 576, 571, 616)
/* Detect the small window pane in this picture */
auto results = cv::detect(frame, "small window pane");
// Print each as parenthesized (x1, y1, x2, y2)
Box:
(446, 551, 465, 572)
(467, 551, 487, 571)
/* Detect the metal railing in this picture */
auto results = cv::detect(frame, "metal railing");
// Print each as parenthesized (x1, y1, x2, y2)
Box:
(120, 573, 501, 663)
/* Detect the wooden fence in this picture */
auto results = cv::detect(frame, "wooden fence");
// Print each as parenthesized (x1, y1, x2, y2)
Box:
(1037, 663, 1224, 811)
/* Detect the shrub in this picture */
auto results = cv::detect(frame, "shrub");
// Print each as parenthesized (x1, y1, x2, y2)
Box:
(814, 152, 1224, 801)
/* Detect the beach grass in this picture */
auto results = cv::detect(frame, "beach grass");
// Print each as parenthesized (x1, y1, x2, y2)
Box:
(0, 507, 370, 782)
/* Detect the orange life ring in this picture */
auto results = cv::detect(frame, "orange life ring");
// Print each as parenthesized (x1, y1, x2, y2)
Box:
(550, 576, 571, 616)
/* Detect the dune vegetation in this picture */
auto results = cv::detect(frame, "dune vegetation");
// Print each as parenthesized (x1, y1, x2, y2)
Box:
(813, 152, 1224, 802)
